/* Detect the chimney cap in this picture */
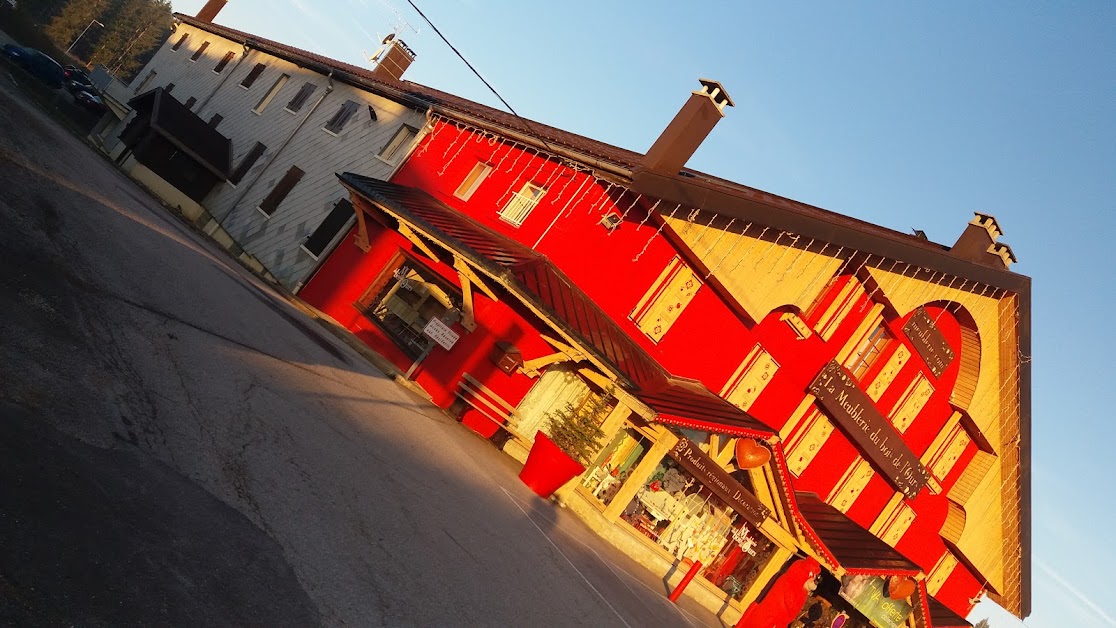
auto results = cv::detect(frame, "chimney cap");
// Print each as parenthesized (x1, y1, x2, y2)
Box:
(697, 78, 734, 109)
(971, 211, 1004, 239)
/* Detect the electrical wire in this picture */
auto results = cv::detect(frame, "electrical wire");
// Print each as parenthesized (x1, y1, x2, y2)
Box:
(405, 0, 557, 153)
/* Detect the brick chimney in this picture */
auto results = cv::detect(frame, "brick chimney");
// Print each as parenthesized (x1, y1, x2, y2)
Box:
(642, 79, 734, 175)
(196, 0, 227, 23)
(369, 34, 416, 81)
(951, 212, 1018, 269)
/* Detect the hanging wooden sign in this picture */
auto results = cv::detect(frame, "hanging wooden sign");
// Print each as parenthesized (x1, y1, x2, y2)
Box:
(808, 362, 931, 499)
(667, 437, 770, 527)
(902, 307, 955, 378)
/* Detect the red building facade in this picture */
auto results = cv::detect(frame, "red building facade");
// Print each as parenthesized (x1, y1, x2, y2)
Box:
(301, 83, 1029, 627)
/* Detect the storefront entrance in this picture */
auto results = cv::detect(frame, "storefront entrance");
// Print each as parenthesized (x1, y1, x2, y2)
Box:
(356, 253, 462, 360)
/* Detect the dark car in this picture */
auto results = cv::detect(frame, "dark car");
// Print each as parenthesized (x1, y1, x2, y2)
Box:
(63, 67, 96, 95)
(72, 88, 104, 113)
(4, 46, 63, 89)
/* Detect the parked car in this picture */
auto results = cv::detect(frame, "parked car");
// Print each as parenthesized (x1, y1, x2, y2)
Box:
(72, 88, 105, 113)
(4, 46, 63, 89)
(2, 43, 27, 64)
(63, 67, 96, 96)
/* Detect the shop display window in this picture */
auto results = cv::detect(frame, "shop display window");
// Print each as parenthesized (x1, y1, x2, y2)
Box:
(581, 428, 652, 506)
(613, 456, 777, 601)
(357, 254, 462, 359)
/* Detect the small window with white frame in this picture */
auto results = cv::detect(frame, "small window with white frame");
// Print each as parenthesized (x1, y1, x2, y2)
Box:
(378, 124, 418, 164)
(498, 182, 546, 227)
(453, 162, 492, 201)
(846, 320, 892, 380)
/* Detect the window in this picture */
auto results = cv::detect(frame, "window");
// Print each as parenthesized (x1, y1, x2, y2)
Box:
(240, 63, 266, 88)
(229, 142, 266, 185)
(285, 82, 316, 113)
(323, 100, 359, 134)
(208, 113, 223, 129)
(164, 82, 175, 93)
(172, 33, 188, 51)
(213, 51, 235, 73)
(302, 199, 354, 258)
(497, 182, 546, 227)
(357, 254, 461, 359)
(257, 166, 304, 216)
(190, 41, 210, 61)
(629, 255, 701, 342)
(253, 74, 289, 113)
(846, 321, 891, 380)
(134, 70, 156, 94)
(378, 124, 418, 164)
(184, 96, 197, 109)
(453, 162, 492, 200)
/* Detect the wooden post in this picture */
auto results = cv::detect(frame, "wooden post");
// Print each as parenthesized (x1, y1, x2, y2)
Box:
(601, 431, 678, 522)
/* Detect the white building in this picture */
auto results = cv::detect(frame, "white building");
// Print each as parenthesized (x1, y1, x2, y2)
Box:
(99, 1, 430, 288)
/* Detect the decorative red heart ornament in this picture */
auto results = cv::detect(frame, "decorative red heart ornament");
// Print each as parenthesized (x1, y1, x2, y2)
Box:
(735, 438, 771, 469)
(888, 576, 917, 600)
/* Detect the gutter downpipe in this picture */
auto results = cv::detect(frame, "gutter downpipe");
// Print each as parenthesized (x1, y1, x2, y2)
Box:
(219, 69, 335, 223)
(293, 107, 435, 295)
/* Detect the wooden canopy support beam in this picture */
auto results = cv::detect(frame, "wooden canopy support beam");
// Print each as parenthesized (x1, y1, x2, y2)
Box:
(350, 195, 374, 252)
(453, 257, 498, 301)
(578, 367, 655, 420)
(398, 223, 441, 262)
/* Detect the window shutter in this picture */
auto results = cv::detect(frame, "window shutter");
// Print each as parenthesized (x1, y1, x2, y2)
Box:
(191, 41, 209, 61)
(229, 142, 267, 184)
(324, 101, 359, 133)
(303, 199, 354, 257)
(172, 34, 188, 51)
(214, 51, 235, 73)
(286, 82, 316, 112)
(208, 114, 223, 129)
(258, 166, 305, 215)
(241, 63, 266, 88)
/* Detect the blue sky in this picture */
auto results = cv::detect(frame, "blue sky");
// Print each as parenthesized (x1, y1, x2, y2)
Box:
(172, 1, 1116, 625)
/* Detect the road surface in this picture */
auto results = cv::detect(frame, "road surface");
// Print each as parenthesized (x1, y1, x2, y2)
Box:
(0, 64, 726, 627)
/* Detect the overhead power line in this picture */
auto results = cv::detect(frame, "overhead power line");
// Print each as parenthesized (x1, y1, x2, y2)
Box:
(404, 0, 556, 153)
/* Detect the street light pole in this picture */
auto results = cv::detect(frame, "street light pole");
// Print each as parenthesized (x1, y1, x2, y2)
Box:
(67, 19, 104, 55)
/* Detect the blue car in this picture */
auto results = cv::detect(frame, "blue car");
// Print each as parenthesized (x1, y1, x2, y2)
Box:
(3, 44, 64, 89)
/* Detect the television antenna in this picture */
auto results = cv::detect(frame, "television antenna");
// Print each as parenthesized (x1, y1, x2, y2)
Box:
(364, 1, 420, 66)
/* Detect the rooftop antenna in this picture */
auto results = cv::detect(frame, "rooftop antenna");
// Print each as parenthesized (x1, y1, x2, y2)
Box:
(364, 0, 419, 68)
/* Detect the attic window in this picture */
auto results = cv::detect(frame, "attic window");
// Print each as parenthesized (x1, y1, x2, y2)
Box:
(453, 162, 492, 201)
(213, 51, 235, 73)
(285, 82, 317, 113)
(378, 124, 418, 164)
(323, 100, 360, 134)
(241, 63, 266, 88)
(190, 41, 209, 61)
(172, 33, 188, 51)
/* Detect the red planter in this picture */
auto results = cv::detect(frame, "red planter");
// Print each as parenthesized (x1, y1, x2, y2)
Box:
(519, 431, 586, 498)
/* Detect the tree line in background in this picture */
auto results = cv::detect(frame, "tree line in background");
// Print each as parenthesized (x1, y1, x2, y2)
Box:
(3, 0, 171, 79)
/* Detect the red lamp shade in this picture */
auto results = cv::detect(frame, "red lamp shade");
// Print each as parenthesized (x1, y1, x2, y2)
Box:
(735, 438, 771, 469)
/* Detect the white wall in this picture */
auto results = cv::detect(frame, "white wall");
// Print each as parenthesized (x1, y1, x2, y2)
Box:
(119, 23, 428, 288)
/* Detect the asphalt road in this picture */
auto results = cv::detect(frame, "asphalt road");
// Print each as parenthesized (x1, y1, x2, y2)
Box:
(0, 66, 726, 627)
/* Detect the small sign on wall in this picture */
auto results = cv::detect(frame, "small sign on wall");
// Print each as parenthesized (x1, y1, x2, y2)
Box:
(423, 317, 460, 350)
(902, 307, 955, 378)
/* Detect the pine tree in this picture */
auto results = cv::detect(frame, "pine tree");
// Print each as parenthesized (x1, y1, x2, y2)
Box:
(90, 0, 170, 76)
(45, 0, 109, 51)
(974, 619, 990, 628)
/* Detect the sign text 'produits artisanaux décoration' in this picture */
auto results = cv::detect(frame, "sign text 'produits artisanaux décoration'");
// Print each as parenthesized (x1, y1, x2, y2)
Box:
(668, 437, 770, 526)
(902, 307, 955, 378)
(808, 362, 930, 499)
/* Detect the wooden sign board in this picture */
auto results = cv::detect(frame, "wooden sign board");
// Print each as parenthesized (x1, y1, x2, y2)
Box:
(668, 437, 770, 526)
(422, 317, 460, 350)
(902, 307, 955, 378)
(808, 362, 931, 499)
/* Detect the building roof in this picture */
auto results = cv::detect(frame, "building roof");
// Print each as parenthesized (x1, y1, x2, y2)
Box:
(927, 595, 972, 628)
(337, 173, 774, 438)
(792, 492, 921, 577)
(128, 87, 231, 178)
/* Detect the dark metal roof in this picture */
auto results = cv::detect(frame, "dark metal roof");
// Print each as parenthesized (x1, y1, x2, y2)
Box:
(174, 14, 642, 171)
(927, 596, 972, 627)
(792, 492, 921, 577)
(641, 377, 776, 439)
(337, 174, 773, 437)
(128, 87, 231, 178)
